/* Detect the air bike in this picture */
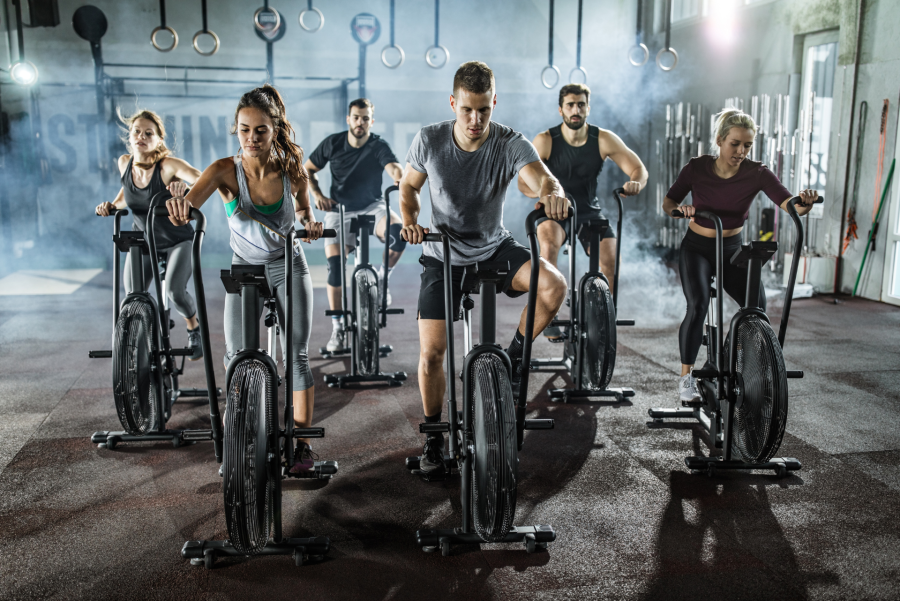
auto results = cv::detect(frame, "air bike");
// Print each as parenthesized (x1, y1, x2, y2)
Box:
(89, 193, 220, 449)
(530, 188, 635, 402)
(183, 226, 339, 569)
(405, 208, 559, 556)
(319, 184, 406, 387)
(648, 196, 822, 477)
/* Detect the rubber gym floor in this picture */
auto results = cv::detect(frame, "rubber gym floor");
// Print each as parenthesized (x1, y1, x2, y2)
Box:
(1, 267, 899, 601)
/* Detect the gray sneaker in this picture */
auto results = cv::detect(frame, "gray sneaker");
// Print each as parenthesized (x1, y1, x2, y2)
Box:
(326, 328, 345, 353)
(187, 327, 203, 361)
(679, 373, 701, 405)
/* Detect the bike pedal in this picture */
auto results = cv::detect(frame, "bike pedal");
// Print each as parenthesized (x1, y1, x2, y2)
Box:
(547, 337, 567, 344)
(681, 398, 703, 408)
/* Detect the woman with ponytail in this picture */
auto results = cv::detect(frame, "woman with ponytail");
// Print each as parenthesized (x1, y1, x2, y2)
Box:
(662, 108, 820, 405)
(165, 85, 325, 474)
(95, 109, 205, 360)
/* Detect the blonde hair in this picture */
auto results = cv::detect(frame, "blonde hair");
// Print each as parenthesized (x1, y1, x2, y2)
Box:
(711, 108, 757, 156)
(118, 108, 172, 169)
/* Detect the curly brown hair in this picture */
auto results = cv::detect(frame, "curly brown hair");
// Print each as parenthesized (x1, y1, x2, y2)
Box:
(232, 84, 307, 184)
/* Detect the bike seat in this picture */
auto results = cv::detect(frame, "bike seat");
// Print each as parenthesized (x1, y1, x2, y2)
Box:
(220, 264, 273, 297)
(356, 214, 377, 231)
(577, 218, 609, 237)
(461, 261, 510, 292)
(730, 241, 778, 267)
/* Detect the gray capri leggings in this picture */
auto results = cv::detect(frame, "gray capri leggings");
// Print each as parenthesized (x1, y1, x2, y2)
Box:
(123, 239, 197, 320)
(224, 249, 315, 392)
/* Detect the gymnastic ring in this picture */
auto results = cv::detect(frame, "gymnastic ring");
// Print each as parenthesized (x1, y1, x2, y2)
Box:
(381, 45, 405, 69)
(541, 65, 560, 89)
(569, 66, 587, 84)
(151, 25, 178, 52)
(192, 29, 220, 56)
(254, 7, 281, 32)
(628, 43, 649, 67)
(298, 7, 324, 32)
(425, 45, 449, 69)
(656, 47, 678, 72)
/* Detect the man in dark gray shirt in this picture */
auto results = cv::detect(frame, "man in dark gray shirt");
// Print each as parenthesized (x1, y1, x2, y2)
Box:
(400, 61, 569, 479)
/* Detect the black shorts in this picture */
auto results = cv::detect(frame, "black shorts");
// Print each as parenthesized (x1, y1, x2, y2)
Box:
(417, 236, 531, 321)
(537, 209, 616, 254)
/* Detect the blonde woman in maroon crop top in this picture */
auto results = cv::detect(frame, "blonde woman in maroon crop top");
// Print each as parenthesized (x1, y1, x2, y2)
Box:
(662, 108, 820, 405)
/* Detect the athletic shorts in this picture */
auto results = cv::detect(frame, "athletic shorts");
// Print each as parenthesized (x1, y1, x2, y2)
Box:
(417, 236, 531, 321)
(537, 208, 616, 254)
(323, 201, 388, 248)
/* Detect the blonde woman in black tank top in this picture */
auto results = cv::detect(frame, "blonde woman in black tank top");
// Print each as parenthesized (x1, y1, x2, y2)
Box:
(95, 109, 204, 357)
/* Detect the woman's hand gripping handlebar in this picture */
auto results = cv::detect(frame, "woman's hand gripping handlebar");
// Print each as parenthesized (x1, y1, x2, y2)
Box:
(671, 193, 822, 220)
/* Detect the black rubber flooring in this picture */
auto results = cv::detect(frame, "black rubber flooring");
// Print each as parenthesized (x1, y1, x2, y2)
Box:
(1, 268, 899, 600)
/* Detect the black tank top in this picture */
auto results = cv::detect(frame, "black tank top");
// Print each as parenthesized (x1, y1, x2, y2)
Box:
(544, 124, 604, 215)
(121, 158, 193, 250)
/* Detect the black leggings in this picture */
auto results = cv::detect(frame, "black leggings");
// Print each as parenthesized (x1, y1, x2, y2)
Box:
(678, 229, 766, 365)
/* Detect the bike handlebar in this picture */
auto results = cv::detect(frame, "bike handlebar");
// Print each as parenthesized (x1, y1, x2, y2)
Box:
(151, 205, 207, 233)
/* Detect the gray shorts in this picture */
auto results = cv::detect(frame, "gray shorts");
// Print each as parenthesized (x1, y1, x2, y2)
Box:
(323, 201, 388, 248)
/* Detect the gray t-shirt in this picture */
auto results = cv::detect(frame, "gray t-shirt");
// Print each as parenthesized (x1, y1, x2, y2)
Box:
(406, 120, 540, 265)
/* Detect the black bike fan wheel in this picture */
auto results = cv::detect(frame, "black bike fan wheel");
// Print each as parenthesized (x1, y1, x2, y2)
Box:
(355, 269, 380, 376)
(730, 315, 789, 462)
(470, 353, 518, 542)
(581, 276, 617, 390)
(112, 298, 160, 434)
(223, 359, 276, 555)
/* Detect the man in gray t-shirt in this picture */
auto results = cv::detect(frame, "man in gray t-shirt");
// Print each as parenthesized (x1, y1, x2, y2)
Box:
(399, 61, 569, 479)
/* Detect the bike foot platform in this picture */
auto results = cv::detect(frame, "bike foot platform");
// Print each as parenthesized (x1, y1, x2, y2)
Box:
(283, 460, 339, 480)
(647, 407, 701, 419)
(417, 525, 555, 555)
(182, 536, 330, 569)
(318, 346, 351, 359)
(405, 454, 454, 481)
(324, 372, 407, 388)
(548, 387, 635, 403)
(684, 456, 801, 477)
(90, 429, 197, 449)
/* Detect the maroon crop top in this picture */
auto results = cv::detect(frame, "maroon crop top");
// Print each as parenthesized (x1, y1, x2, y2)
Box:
(665, 155, 791, 230)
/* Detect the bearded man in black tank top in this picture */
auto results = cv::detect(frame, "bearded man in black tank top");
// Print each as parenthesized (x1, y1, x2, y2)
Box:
(517, 84, 648, 338)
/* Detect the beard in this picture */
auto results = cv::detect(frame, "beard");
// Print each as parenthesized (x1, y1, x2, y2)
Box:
(563, 116, 586, 130)
(350, 127, 367, 139)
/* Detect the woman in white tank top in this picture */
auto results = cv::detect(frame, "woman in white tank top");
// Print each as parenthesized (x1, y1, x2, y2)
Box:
(165, 85, 324, 474)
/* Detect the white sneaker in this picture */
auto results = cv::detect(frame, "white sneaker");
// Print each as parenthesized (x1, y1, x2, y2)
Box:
(326, 328, 345, 352)
(679, 373, 701, 403)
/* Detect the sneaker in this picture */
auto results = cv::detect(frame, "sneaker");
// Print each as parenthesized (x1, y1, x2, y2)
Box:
(419, 436, 445, 479)
(288, 442, 318, 476)
(187, 327, 203, 361)
(326, 328, 345, 353)
(679, 373, 701, 405)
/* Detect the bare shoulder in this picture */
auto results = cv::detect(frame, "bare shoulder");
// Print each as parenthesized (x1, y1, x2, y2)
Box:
(532, 130, 552, 159)
(159, 155, 192, 171)
(117, 154, 131, 173)
(289, 166, 309, 196)
(596, 127, 627, 157)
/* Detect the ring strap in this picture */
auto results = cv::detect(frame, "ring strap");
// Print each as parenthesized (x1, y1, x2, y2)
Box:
(547, 0, 554, 66)
(433, 0, 440, 46)
(664, 0, 672, 50)
(159, 0, 167, 28)
(390, 0, 396, 46)
(575, 0, 582, 68)
(635, 0, 642, 45)
(201, 0, 209, 32)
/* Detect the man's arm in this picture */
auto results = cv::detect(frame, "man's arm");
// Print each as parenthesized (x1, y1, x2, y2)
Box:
(518, 160, 568, 221)
(518, 131, 551, 198)
(399, 164, 429, 244)
(601, 130, 648, 196)
(302, 159, 334, 211)
(384, 161, 403, 184)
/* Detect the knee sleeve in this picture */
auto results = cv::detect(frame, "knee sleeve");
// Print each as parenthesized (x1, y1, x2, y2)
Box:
(326, 254, 343, 287)
(388, 223, 406, 252)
